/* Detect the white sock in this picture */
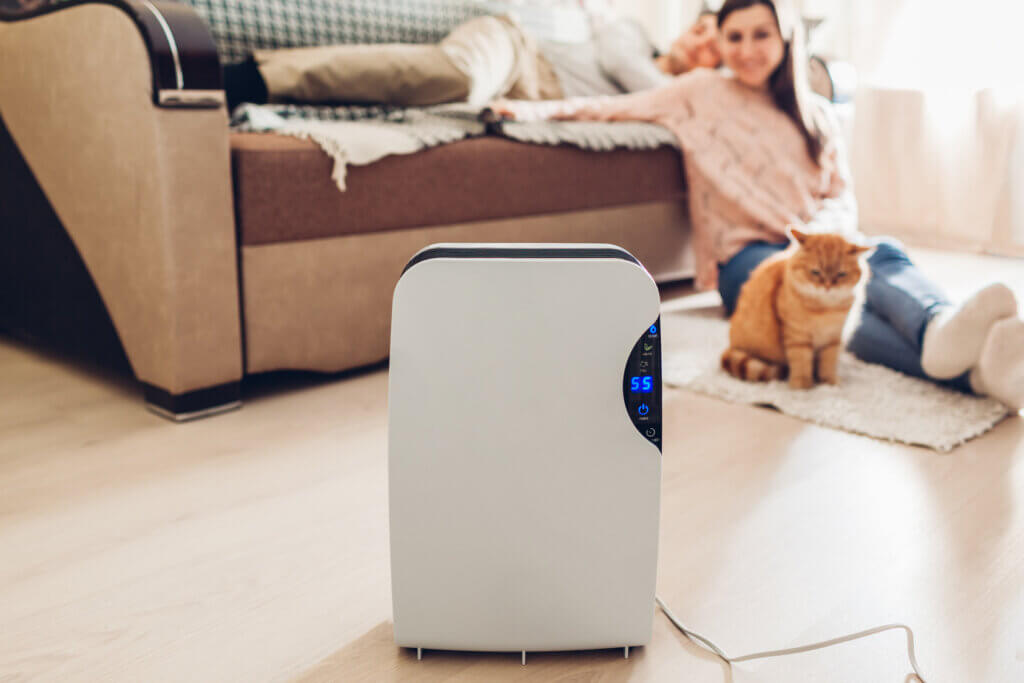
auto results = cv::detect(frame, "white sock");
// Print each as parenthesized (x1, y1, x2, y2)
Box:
(920, 283, 1017, 379)
(978, 317, 1024, 412)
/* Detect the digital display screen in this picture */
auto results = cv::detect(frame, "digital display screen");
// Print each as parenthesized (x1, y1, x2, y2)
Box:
(630, 376, 654, 393)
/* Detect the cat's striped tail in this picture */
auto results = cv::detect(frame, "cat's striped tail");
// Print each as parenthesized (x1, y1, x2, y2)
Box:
(720, 348, 786, 382)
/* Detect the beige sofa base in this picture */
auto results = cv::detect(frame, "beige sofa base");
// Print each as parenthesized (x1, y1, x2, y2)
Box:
(241, 200, 693, 374)
(0, 5, 242, 399)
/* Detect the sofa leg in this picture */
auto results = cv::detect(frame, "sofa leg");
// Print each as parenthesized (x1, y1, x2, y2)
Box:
(143, 381, 242, 422)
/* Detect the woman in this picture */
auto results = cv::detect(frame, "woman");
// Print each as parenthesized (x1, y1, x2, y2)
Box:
(496, 0, 1024, 410)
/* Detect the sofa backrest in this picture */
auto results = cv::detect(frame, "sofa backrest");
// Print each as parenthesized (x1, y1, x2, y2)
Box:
(180, 0, 491, 64)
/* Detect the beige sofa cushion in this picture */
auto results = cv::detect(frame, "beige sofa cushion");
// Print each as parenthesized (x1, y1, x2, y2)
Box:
(230, 133, 687, 246)
(254, 44, 471, 106)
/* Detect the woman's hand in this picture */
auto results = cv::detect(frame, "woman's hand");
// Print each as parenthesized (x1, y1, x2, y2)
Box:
(485, 98, 601, 123)
(663, 14, 721, 75)
(484, 100, 516, 122)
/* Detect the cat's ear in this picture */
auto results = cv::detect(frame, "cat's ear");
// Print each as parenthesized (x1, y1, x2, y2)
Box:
(847, 243, 872, 255)
(788, 225, 809, 244)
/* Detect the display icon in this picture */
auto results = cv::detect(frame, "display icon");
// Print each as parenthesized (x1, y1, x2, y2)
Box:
(630, 376, 654, 393)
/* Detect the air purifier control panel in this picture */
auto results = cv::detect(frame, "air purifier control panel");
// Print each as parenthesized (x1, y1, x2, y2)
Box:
(622, 317, 662, 451)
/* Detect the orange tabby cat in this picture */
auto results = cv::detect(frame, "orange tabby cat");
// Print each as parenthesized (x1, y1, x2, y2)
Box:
(721, 230, 871, 389)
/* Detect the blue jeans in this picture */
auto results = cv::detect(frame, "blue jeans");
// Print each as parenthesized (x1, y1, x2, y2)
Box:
(717, 239, 974, 393)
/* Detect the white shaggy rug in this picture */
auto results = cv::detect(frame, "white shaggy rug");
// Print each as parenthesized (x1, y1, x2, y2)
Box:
(662, 311, 1010, 452)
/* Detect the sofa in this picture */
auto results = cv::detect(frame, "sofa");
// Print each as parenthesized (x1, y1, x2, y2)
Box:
(0, 0, 695, 420)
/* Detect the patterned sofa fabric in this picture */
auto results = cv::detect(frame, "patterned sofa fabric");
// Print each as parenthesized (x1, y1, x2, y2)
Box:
(180, 0, 491, 64)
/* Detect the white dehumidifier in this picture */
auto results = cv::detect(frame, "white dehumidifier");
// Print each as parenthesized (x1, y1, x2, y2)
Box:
(388, 243, 662, 658)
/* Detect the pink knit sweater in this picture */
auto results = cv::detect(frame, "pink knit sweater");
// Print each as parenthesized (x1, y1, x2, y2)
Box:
(502, 68, 858, 290)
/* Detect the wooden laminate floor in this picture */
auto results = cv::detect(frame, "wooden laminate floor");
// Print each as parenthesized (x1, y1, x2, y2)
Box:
(1, 248, 1022, 683)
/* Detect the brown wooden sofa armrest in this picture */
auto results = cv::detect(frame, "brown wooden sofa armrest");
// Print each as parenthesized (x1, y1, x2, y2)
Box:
(0, 0, 243, 419)
(1, 0, 222, 107)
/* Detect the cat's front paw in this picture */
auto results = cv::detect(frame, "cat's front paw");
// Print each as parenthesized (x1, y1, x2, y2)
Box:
(789, 374, 814, 390)
(817, 367, 839, 385)
(816, 344, 841, 386)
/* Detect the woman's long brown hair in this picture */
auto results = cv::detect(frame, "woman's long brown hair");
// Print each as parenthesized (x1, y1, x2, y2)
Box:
(717, 0, 825, 165)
